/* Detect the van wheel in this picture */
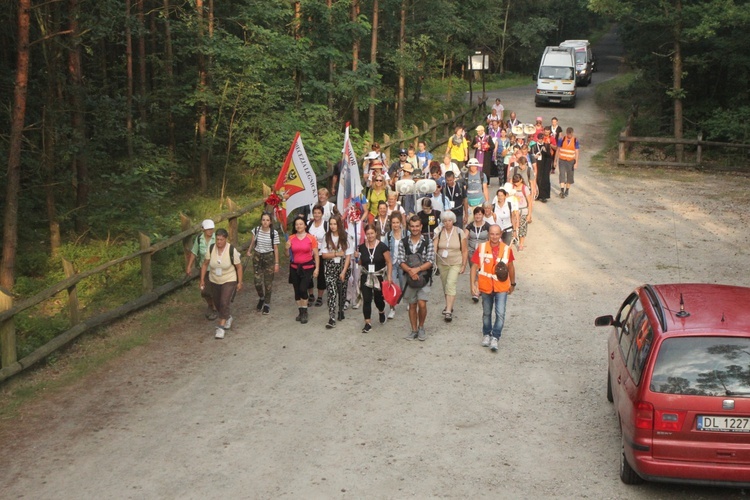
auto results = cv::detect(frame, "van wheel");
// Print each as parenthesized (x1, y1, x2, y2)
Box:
(606, 369, 613, 403)
(620, 433, 644, 484)
(535, 101, 541, 108)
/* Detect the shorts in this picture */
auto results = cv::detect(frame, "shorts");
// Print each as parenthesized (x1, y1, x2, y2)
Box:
(289, 263, 314, 300)
(558, 159, 575, 184)
(402, 283, 431, 304)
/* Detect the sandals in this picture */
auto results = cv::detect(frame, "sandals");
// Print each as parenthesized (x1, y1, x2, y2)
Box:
(444, 311, 453, 322)
(314, 296, 324, 307)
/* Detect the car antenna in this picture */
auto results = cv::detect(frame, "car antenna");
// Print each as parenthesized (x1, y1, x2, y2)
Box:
(675, 293, 690, 318)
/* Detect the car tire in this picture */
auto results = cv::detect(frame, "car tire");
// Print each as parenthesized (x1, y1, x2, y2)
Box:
(620, 433, 644, 485)
(606, 369, 614, 403)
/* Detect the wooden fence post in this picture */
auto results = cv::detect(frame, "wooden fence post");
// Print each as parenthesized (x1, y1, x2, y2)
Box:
(62, 259, 81, 326)
(618, 129, 627, 164)
(139, 232, 153, 293)
(0, 288, 16, 369)
(431, 117, 437, 144)
(412, 125, 419, 148)
(696, 132, 703, 166)
(181, 213, 192, 269)
(226, 198, 239, 246)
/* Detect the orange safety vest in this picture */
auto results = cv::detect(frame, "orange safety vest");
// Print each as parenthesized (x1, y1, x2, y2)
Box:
(476, 241, 511, 294)
(558, 136, 577, 162)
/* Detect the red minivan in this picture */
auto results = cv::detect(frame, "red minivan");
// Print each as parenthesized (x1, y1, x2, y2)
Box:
(595, 284, 750, 487)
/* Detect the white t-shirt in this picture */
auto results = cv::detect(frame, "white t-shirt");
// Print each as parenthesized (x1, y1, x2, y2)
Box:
(492, 103, 505, 116)
(323, 235, 355, 262)
(308, 220, 327, 249)
(493, 198, 516, 230)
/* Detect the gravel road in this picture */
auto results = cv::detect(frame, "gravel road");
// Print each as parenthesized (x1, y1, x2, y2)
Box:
(2, 28, 749, 499)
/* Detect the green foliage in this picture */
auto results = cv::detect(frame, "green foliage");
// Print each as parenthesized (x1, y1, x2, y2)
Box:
(703, 106, 750, 143)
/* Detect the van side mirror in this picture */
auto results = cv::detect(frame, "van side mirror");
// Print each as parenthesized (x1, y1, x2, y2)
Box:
(594, 315, 614, 327)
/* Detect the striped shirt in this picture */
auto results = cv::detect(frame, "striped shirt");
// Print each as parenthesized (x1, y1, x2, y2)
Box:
(253, 227, 280, 254)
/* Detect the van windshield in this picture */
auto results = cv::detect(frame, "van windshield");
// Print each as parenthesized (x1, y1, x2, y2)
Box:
(650, 337, 750, 397)
(539, 66, 573, 80)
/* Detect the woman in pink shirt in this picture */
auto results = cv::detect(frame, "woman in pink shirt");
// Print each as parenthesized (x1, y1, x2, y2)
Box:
(286, 216, 320, 324)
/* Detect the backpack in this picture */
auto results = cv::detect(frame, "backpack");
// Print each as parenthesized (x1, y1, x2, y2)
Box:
(403, 236, 430, 288)
(209, 243, 236, 265)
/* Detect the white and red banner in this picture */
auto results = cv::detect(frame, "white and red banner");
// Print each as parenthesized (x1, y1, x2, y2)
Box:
(274, 132, 318, 227)
(337, 123, 363, 221)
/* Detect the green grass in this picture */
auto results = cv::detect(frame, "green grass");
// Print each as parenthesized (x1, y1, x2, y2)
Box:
(0, 288, 195, 420)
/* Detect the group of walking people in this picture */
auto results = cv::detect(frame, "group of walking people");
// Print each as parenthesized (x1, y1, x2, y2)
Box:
(187, 99, 580, 352)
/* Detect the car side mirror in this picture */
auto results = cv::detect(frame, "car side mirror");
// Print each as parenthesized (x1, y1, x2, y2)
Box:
(594, 315, 614, 327)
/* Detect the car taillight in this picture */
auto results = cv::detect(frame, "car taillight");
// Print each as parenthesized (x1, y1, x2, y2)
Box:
(654, 410, 687, 431)
(635, 401, 654, 429)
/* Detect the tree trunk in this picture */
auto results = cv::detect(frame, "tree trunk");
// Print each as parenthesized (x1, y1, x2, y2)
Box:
(136, 0, 147, 123)
(351, 0, 360, 129)
(125, 0, 134, 157)
(196, 0, 209, 191)
(673, 0, 684, 162)
(162, 0, 176, 157)
(499, 0, 511, 75)
(327, 0, 335, 112)
(1, 0, 31, 289)
(396, 0, 406, 131)
(68, 0, 89, 234)
(367, 0, 379, 139)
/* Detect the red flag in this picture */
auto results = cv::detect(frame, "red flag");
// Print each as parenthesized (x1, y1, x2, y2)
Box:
(273, 132, 318, 227)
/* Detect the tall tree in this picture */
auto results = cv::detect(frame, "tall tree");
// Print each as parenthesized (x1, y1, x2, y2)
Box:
(368, 0, 379, 139)
(1, 0, 31, 289)
(125, 0, 135, 157)
(196, 0, 209, 191)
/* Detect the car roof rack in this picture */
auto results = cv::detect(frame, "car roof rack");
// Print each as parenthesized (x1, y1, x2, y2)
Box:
(643, 284, 667, 332)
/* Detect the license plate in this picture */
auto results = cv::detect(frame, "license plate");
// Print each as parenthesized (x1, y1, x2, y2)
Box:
(697, 415, 750, 432)
(549, 99, 561, 103)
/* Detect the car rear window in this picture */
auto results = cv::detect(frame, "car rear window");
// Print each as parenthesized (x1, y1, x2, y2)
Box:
(650, 337, 750, 397)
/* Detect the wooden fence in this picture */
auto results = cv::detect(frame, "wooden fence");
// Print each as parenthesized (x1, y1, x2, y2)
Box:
(0, 99, 487, 384)
(618, 117, 750, 168)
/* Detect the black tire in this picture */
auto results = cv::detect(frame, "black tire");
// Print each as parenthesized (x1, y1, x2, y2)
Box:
(607, 369, 614, 403)
(620, 433, 644, 484)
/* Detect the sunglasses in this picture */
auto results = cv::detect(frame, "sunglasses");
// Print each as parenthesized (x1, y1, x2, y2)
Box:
(374, 179, 383, 182)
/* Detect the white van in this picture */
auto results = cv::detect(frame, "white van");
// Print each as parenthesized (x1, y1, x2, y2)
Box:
(534, 46, 576, 108)
(560, 40, 594, 86)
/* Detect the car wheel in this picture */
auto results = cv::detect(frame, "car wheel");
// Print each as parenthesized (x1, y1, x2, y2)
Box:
(606, 369, 614, 403)
(620, 433, 643, 485)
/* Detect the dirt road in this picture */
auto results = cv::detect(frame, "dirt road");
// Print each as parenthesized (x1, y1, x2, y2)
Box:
(2, 28, 750, 498)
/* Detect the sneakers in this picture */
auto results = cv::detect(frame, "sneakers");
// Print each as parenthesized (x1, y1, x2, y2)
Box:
(559, 190, 565, 199)
(215, 327, 225, 339)
(338, 311, 345, 321)
(362, 323, 372, 333)
(490, 337, 499, 351)
(300, 309, 309, 324)
(379, 311, 387, 324)
(262, 304, 270, 315)
(472, 295, 479, 304)
(224, 316, 233, 329)
(344, 300, 350, 310)
(417, 327, 426, 341)
(405, 330, 418, 341)
(387, 307, 396, 320)
(352, 298, 361, 310)
(482, 335, 491, 347)
(256, 298, 264, 311)
(326, 318, 336, 329)
(205, 306, 218, 320)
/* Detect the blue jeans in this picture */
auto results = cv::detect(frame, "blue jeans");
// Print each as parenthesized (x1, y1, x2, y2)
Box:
(481, 291, 508, 339)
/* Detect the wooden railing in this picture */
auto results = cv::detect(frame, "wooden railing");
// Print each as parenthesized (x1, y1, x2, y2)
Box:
(0, 98, 487, 384)
(617, 108, 750, 168)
